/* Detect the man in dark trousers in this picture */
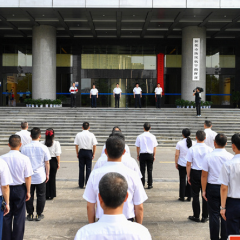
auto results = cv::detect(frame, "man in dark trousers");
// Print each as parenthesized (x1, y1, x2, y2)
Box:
(69, 82, 78, 108)
(193, 87, 201, 117)
(154, 83, 162, 109)
(133, 83, 142, 108)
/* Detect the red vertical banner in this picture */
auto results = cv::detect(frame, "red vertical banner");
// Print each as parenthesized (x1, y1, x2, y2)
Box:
(157, 53, 164, 95)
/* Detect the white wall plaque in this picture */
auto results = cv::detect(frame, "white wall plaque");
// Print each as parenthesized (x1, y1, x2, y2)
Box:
(192, 38, 200, 81)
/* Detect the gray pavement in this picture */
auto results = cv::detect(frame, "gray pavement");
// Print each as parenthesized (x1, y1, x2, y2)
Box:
(0, 145, 234, 240)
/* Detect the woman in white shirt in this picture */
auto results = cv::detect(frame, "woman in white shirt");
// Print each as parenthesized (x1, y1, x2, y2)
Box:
(41, 128, 61, 200)
(175, 128, 196, 202)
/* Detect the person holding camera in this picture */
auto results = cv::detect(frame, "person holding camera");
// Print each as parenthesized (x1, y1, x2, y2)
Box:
(193, 87, 202, 117)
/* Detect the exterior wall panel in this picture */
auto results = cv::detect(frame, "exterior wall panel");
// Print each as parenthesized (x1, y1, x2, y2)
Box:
(153, 0, 186, 8)
(120, 0, 152, 8)
(53, 0, 85, 7)
(221, 0, 240, 8)
(0, 0, 18, 7)
(187, 0, 220, 8)
(86, 0, 119, 8)
(19, 0, 52, 7)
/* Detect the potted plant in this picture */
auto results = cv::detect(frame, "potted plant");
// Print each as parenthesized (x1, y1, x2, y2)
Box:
(31, 99, 35, 108)
(56, 99, 62, 107)
(35, 99, 41, 108)
(203, 101, 209, 108)
(185, 100, 190, 109)
(180, 99, 185, 108)
(175, 99, 181, 108)
(232, 91, 240, 108)
(190, 101, 195, 109)
(208, 101, 213, 108)
(49, 99, 53, 108)
(24, 98, 30, 107)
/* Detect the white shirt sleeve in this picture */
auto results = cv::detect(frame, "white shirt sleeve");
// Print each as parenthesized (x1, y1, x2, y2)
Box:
(135, 136, 140, 147)
(185, 148, 193, 163)
(125, 144, 131, 156)
(154, 88, 157, 93)
(154, 136, 158, 147)
(24, 157, 34, 178)
(132, 176, 148, 205)
(55, 141, 62, 156)
(201, 155, 209, 172)
(83, 175, 97, 203)
(74, 134, 78, 145)
(176, 142, 180, 150)
(218, 163, 229, 186)
(101, 145, 106, 156)
(92, 135, 98, 146)
(44, 146, 51, 161)
(74, 229, 84, 240)
(0, 161, 13, 186)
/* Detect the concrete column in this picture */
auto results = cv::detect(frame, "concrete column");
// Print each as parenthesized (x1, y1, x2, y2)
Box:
(32, 25, 56, 100)
(181, 26, 206, 101)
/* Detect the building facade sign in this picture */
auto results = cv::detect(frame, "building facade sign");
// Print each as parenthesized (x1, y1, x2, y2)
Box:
(192, 38, 200, 81)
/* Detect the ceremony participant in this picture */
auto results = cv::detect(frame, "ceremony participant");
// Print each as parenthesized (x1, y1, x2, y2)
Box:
(135, 122, 158, 189)
(204, 121, 217, 149)
(90, 84, 98, 108)
(75, 172, 151, 240)
(69, 82, 78, 108)
(5, 89, 9, 106)
(19, 90, 24, 103)
(219, 133, 240, 236)
(133, 83, 142, 108)
(15, 121, 31, 151)
(83, 136, 148, 224)
(25, 89, 30, 99)
(74, 122, 98, 188)
(154, 83, 162, 109)
(193, 87, 201, 117)
(21, 127, 51, 221)
(201, 134, 233, 240)
(175, 128, 196, 201)
(186, 130, 212, 222)
(113, 83, 122, 108)
(41, 128, 61, 200)
(1, 135, 33, 240)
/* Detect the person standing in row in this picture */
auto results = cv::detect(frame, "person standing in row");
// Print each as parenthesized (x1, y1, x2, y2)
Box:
(90, 84, 98, 108)
(175, 128, 196, 201)
(135, 122, 158, 189)
(204, 121, 217, 149)
(201, 134, 233, 240)
(69, 82, 78, 108)
(1, 135, 33, 240)
(74, 122, 98, 189)
(155, 83, 162, 109)
(41, 128, 61, 200)
(26, 89, 31, 99)
(193, 87, 201, 117)
(133, 83, 142, 108)
(113, 83, 122, 108)
(22, 127, 51, 221)
(15, 121, 31, 151)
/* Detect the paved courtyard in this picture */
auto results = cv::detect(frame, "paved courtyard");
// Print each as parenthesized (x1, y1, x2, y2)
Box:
(0, 145, 233, 240)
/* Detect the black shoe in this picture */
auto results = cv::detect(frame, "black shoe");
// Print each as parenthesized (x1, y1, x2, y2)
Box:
(148, 186, 153, 189)
(178, 197, 184, 202)
(188, 216, 200, 222)
(186, 197, 191, 202)
(35, 214, 44, 221)
(46, 197, 53, 200)
(79, 186, 84, 189)
(201, 217, 209, 223)
(27, 214, 34, 221)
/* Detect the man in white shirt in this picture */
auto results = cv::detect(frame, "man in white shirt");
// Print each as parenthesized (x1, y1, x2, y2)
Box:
(15, 121, 31, 151)
(113, 83, 122, 108)
(135, 123, 158, 189)
(1, 135, 33, 240)
(154, 83, 162, 109)
(186, 130, 212, 223)
(69, 82, 78, 108)
(133, 83, 142, 108)
(83, 136, 148, 224)
(75, 172, 151, 240)
(74, 122, 98, 188)
(204, 121, 217, 149)
(21, 127, 51, 221)
(219, 133, 240, 236)
(201, 134, 233, 240)
(90, 83, 98, 108)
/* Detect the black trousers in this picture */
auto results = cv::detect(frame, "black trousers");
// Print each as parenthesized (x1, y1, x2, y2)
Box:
(2, 185, 26, 240)
(196, 102, 201, 116)
(78, 149, 92, 188)
(70, 94, 76, 107)
(156, 95, 161, 108)
(178, 165, 191, 199)
(226, 197, 240, 236)
(26, 181, 46, 215)
(207, 183, 227, 240)
(91, 95, 97, 108)
(139, 153, 154, 187)
(46, 157, 58, 198)
(135, 94, 141, 108)
(190, 169, 208, 218)
(115, 94, 120, 108)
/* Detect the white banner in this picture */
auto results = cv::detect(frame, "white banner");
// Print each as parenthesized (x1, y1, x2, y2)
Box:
(192, 38, 200, 81)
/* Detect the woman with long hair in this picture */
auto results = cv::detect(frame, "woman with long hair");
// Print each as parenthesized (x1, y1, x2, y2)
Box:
(175, 128, 196, 201)
(41, 128, 61, 200)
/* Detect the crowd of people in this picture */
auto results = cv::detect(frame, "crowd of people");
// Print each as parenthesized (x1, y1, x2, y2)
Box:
(0, 119, 240, 239)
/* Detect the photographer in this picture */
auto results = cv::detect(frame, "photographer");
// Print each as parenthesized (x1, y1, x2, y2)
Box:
(193, 87, 202, 117)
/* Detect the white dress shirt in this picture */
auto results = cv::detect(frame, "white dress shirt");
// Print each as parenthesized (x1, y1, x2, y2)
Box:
(186, 143, 212, 170)
(21, 141, 51, 184)
(0, 158, 13, 196)
(202, 149, 234, 184)
(113, 87, 122, 94)
(101, 144, 131, 156)
(74, 214, 152, 240)
(176, 139, 196, 167)
(218, 154, 240, 198)
(135, 132, 158, 154)
(40, 140, 62, 157)
(94, 154, 142, 178)
(83, 162, 148, 219)
(204, 128, 217, 149)
(90, 89, 98, 95)
(1, 150, 33, 186)
(15, 129, 31, 150)
(133, 87, 142, 94)
(154, 87, 162, 95)
(69, 86, 78, 94)
(74, 130, 98, 150)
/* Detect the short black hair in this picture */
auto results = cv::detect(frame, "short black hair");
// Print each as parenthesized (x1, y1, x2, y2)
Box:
(215, 134, 227, 147)
(92, 83, 95, 86)
(136, 83, 139, 85)
(9, 135, 21, 148)
(205, 120, 212, 128)
(31, 127, 41, 140)
(106, 136, 125, 159)
(112, 126, 121, 132)
(112, 131, 125, 142)
(21, 121, 28, 129)
(116, 83, 119, 85)
(157, 83, 160, 85)
(196, 130, 206, 141)
(143, 122, 151, 131)
(82, 122, 89, 130)
(99, 172, 128, 208)
(231, 133, 240, 150)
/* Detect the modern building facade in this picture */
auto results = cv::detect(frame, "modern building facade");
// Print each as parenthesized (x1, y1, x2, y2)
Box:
(0, 0, 239, 107)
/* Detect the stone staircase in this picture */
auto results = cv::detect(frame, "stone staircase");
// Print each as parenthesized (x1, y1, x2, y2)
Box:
(0, 107, 239, 147)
